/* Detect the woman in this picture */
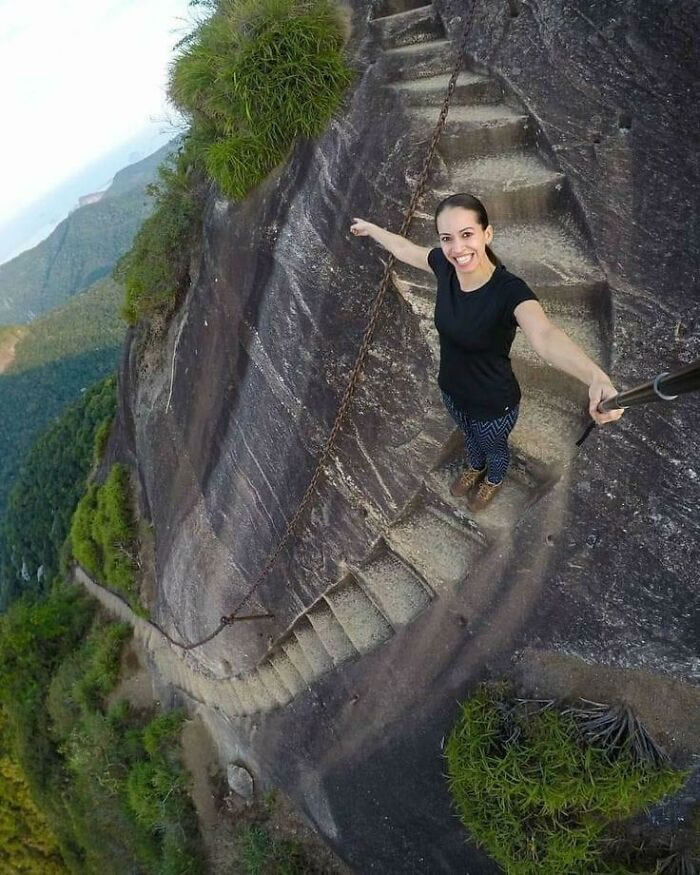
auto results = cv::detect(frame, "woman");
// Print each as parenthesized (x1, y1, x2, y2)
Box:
(350, 193, 623, 512)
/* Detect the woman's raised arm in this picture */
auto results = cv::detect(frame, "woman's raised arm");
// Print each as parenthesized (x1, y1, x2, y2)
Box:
(514, 299, 623, 425)
(350, 218, 432, 272)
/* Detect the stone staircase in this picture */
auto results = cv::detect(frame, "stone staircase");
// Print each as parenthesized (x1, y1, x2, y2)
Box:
(77, 0, 611, 722)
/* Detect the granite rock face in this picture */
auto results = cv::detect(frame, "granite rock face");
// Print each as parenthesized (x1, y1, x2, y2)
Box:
(111, 0, 700, 870)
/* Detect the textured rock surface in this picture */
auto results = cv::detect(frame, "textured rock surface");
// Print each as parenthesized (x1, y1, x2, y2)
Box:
(108, 0, 700, 870)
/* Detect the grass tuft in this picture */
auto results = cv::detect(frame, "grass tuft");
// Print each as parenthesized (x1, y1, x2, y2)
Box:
(445, 684, 687, 875)
(169, 0, 353, 201)
(656, 852, 699, 875)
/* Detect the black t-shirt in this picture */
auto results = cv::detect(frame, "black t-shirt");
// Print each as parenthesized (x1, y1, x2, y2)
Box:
(428, 247, 538, 420)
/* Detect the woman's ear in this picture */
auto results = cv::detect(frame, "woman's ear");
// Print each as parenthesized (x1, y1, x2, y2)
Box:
(485, 224, 494, 245)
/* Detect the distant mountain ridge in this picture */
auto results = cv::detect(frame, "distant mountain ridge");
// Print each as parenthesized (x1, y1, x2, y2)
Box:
(0, 140, 178, 325)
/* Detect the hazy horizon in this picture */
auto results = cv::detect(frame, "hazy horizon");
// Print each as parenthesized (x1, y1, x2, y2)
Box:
(0, 0, 195, 262)
(0, 125, 181, 266)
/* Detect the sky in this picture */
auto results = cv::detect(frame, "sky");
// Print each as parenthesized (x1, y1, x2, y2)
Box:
(0, 0, 196, 231)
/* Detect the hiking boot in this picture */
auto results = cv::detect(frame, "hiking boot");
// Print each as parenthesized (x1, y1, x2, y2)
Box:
(468, 478, 503, 512)
(450, 466, 486, 497)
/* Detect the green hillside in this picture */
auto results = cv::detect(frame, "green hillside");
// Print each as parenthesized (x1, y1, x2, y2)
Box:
(0, 377, 116, 608)
(0, 278, 124, 524)
(0, 140, 178, 324)
(10, 277, 124, 373)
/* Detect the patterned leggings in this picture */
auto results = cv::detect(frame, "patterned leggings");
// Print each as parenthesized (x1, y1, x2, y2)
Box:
(442, 391, 520, 485)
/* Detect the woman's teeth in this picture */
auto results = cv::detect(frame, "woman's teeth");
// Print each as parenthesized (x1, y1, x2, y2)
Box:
(455, 254, 473, 265)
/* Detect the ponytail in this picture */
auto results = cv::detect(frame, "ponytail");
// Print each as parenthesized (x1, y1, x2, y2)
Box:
(485, 244, 502, 268)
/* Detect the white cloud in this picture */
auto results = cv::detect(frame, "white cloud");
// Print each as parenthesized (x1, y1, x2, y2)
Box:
(0, 0, 195, 225)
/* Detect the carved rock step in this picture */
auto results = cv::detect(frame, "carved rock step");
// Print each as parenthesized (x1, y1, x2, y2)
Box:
(389, 71, 503, 107)
(270, 650, 306, 696)
(246, 671, 277, 710)
(382, 39, 456, 80)
(216, 685, 244, 717)
(512, 310, 607, 399)
(510, 389, 586, 467)
(445, 155, 566, 223)
(374, 0, 432, 20)
(293, 617, 335, 676)
(410, 105, 532, 156)
(325, 578, 394, 652)
(386, 506, 484, 591)
(426, 462, 538, 536)
(372, 3, 442, 48)
(258, 662, 292, 705)
(306, 601, 358, 666)
(232, 677, 258, 713)
(281, 636, 317, 684)
(489, 222, 605, 286)
(350, 545, 433, 625)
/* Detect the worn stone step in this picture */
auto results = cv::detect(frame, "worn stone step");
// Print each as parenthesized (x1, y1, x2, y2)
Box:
(382, 39, 456, 81)
(390, 71, 503, 107)
(386, 506, 483, 591)
(510, 389, 586, 467)
(281, 636, 317, 684)
(216, 683, 243, 717)
(307, 601, 358, 665)
(269, 650, 306, 696)
(374, 0, 432, 19)
(443, 154, 565, 223)
(232, 677, 258, 714)
(373, 3, 442, 48)
(246, 670, 276, 710)
(325, 578, 394, 652)
(492, 222, 604, 287)
(293, 618, 335, 677)
(351, 546, 433, 625)
(257, 662, 292, 706)
(410, 105, 532, 156)
(426, 461, 537, 535)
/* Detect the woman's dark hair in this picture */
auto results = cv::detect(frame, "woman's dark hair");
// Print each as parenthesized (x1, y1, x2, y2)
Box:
(434, 193, 502, 267)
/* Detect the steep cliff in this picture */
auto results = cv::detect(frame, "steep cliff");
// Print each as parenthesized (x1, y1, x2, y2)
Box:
(108, 0, 699, 870)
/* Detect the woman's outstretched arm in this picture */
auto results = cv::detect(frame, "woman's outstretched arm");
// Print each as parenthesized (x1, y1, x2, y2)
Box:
(514, 299, 623, 425)
(350, 218, 432, 272)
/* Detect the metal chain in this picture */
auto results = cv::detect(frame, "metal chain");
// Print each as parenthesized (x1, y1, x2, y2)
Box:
(164, 0, 478, 650)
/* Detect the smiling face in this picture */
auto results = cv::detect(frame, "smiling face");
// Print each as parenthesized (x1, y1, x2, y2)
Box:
(436, 206, 494, 283)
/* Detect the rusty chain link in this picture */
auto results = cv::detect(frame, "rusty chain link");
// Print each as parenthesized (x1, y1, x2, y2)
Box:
(163, 0, 479, 650)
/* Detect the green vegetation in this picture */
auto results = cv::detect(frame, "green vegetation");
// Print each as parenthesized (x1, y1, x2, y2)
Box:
(0, 277, 122, 530)
(8, 278, 124, 374)
(0, 377, 116, 609)
(70, 463, 143, 612)
(0, 188, 153, 324)
(0, 581, 204, 873)
(236, 823, 310, 874)
(114, 150, 201, 325)
(0, 708, 67, 874)
(170, 0, 352, 201)
(445, 685, 688, 875)
(116, 0, 352, 326)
